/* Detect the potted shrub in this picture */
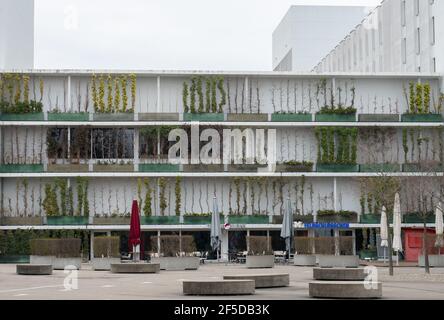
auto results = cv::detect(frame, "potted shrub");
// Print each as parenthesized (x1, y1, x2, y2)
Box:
(246, 236, 274, 268)
(402, 82, 443, 122)
(46, 216, 89, 225)
(271, 112, 312, 122)
(227, 113, 268, 122)
(30, 238, 82, 270)
(360, 214, 381, 224)
(315, 106, 356, 122)
(0, 230, 31, 263)
(48, 111, 90, 121)
(228, 215, 269, 225)
(316, 210, 358, 223)
(139, 163, 180, 172)
(1, 216, 43, 226)
(91, 236, 121, 271)
(93, 160, 134, 172)
(360, 163, 401, 173)
(0, 164, 44, 173)
(138, 113, 180, 121)
(93, 112, 134, 121)
(227, 164, 268, 172)
(272, 214, 314, 224)
(183, 214, 213, 225)
(294, 236, 316, 266)
(182, 164, 224, 172)
(47, 164, 89, 173)
(276, 161, 313, 172)
(184, 113, 224, 122)
(316, 164, 359, 172)
(93, 215, 131, 225)
(150, 235, 200, 271)
(140, 216, 181, 225)
(358, 114, 400, 122)
(403, 212, 435, 224)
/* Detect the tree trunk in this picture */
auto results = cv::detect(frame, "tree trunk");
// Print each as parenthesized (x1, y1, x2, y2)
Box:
(423, 220, 430, 274)
(386, 218, 394, 276)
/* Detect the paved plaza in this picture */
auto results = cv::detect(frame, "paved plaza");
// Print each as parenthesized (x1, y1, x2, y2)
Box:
(0, 263, 444, 300)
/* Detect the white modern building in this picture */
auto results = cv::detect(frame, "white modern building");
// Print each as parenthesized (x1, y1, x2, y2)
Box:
(0, 0, 35, 70)
(313, 0, 444, 75)
(0, 0, 443, 263)
(272, 5, 372, 72)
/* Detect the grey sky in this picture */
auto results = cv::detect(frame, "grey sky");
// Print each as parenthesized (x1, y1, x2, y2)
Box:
(35, 0, 382, 70)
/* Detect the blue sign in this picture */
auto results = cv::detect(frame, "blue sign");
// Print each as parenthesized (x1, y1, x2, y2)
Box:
(304, 222, 350, 229)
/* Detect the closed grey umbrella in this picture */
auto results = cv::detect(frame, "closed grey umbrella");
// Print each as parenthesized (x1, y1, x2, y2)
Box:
(280, 198, 294, 255)
(210, 197, 221, 255)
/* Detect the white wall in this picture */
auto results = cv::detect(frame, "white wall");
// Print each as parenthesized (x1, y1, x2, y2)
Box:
(273, 5, 371, 71)
(0, 0, 35, 70)
(314, 0, 444, 76)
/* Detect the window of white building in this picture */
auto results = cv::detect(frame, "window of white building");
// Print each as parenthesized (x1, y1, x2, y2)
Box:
(401, 1, 406, 26)
(416, 28, 421, 54)
(431, 17, 436, 45)
(402, 38, 407, 64)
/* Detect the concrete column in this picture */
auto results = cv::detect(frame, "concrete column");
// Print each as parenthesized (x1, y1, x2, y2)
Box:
(157, 76, 161, 113)
(246, 230, 250, 252)
(333, 178, 337, 212)
(67, 126, 71, 161)
(90, 231, 95, 261)
(157, 230, 161, 255)
(220, 229, 229, 262)
(0, 127, 3, 218)
(352, 229, 356, 255)
(67, 76, 71, 112)
(134, 128, 139, 170)
(334, 229, 340, 256)
(308, 229, 315, 254)
(179, 230, 182, 256)
(244, 77, 249, 111)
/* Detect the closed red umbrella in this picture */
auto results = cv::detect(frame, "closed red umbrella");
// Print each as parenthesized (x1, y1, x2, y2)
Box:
(129, 200, 141, 261)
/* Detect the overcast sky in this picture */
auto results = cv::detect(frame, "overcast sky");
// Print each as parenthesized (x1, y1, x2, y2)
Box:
(35, 0, 382, 71)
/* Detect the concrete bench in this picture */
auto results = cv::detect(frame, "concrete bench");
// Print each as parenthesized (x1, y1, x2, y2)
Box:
(309, 281, 382, 299)
(30, 255, 82, 270)
(223, 274, 289, 288)
(294, 255, 316, 266)
(183, 280, 255, 296)
(313, 268, 367, 281)
(246, 255, 275, 269)
(150, 257, 200, 271)
(318, 255, 360, 268)
(16, 264, 53, 275)
(110, 263, 160, 274)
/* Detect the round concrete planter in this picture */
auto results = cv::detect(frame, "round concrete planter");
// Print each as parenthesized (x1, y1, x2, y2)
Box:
(30, 255, 82, 270)
(313, 268, 367, 281)
(293, 254, 316, 266)
(309, 281, 382, 299)
(110, 262, 160, 273)
(223, 274, 289, 288)
(318, 255, 360, 268)
(246, 255, 275, 269)
(150, 257, 200, 271)
(16, 264, 53, 275)
(91, 257, 121, 271)
(183, 280, 255, 296)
